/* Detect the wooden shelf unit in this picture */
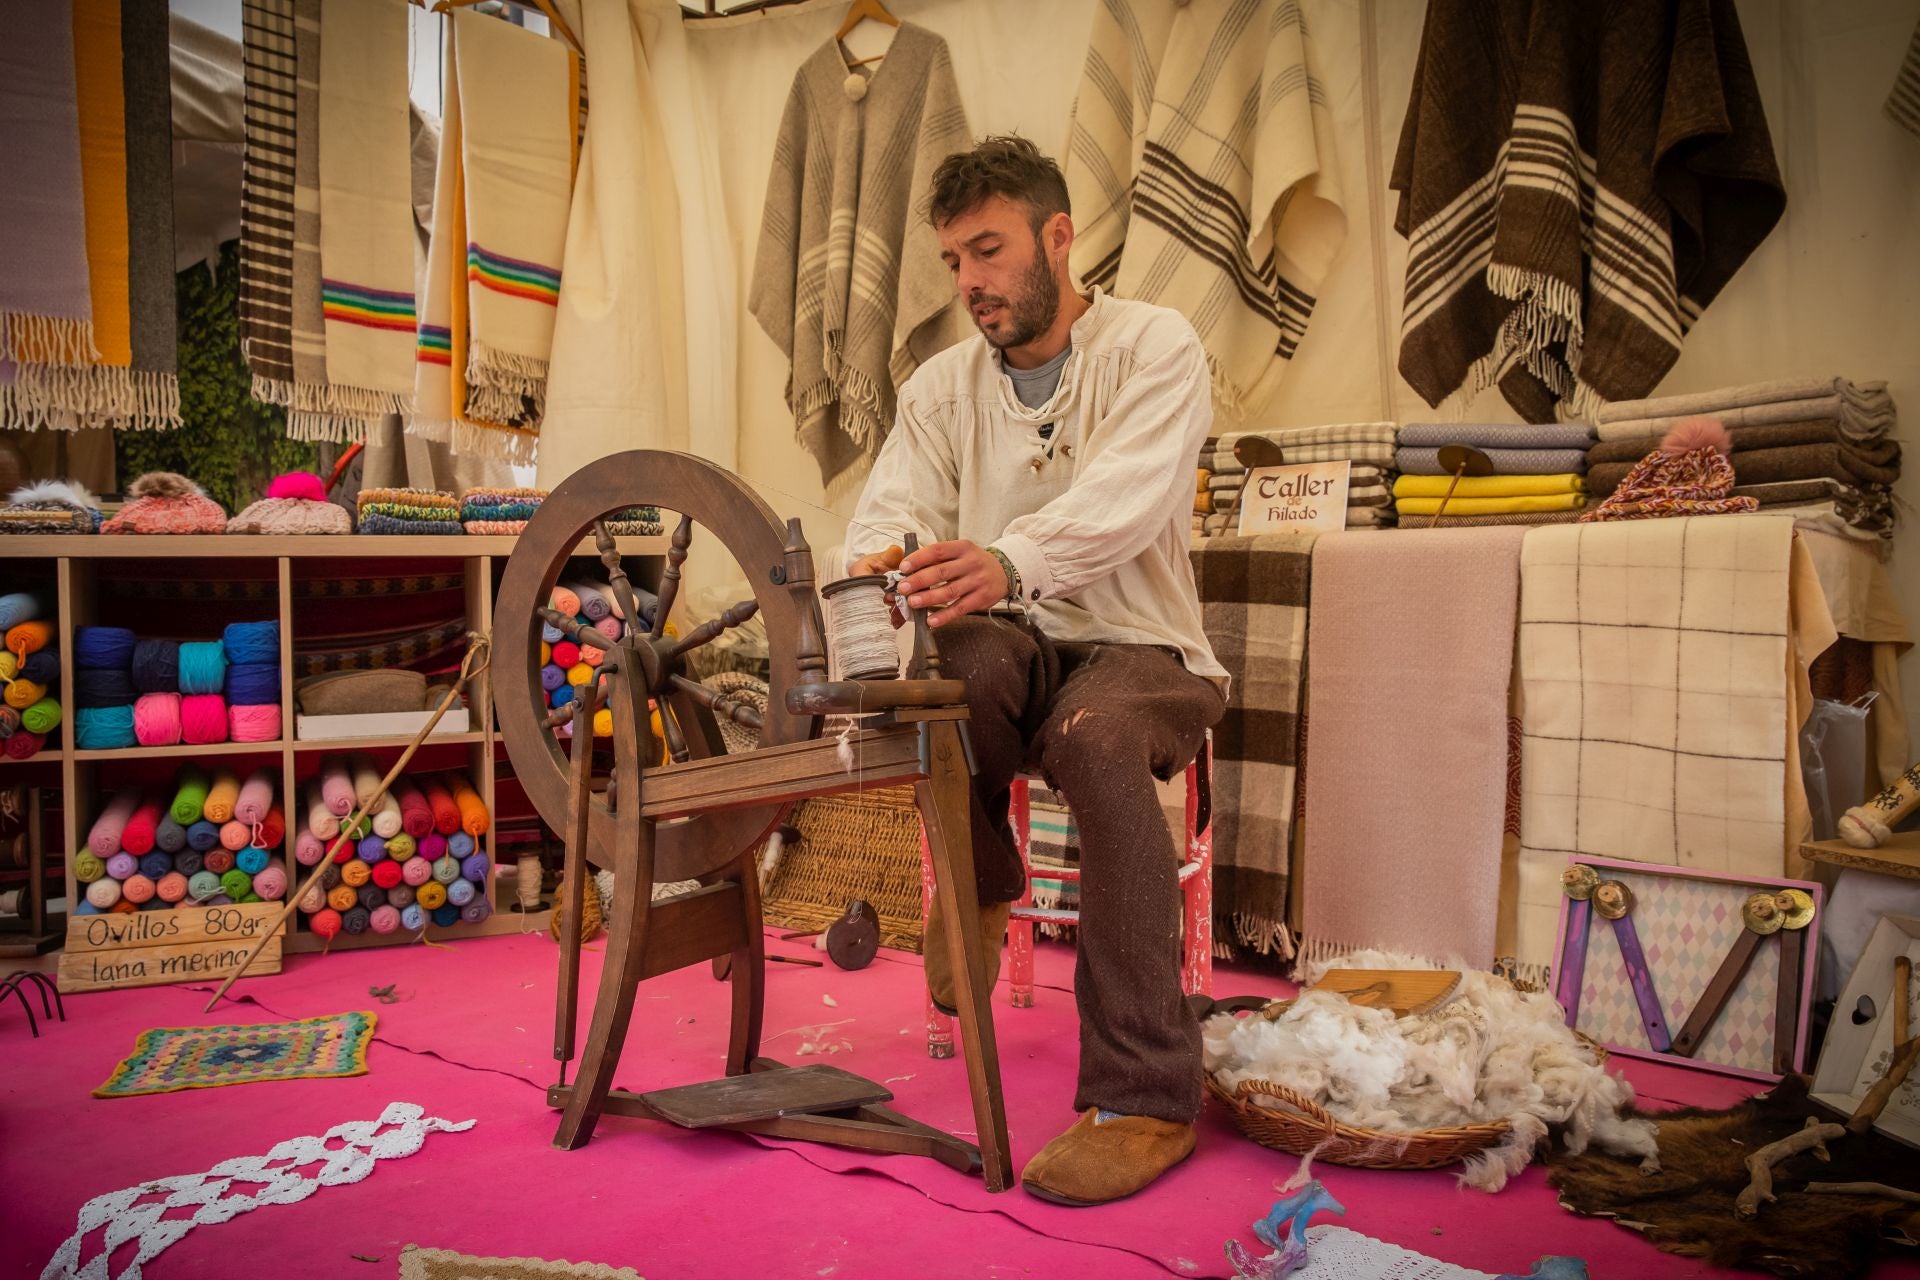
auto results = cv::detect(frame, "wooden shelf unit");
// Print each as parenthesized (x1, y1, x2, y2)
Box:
(10, 533, 664, 961)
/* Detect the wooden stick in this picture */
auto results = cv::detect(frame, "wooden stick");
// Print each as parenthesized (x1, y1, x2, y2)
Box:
(1897, 955, 1912, 1046)
(1804, 1182, 1920, 1203)
(1735, 1117, 1846, 1218)
(1426, 463, 1468, 529)
(1848, 954, 1919, 1134)
(201, 636, 493, 1013)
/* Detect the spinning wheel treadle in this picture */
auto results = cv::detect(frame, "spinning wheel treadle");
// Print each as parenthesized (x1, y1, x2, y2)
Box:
(493, 450, 1013, 1190)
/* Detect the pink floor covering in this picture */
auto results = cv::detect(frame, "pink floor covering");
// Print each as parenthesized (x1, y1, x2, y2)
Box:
(6, 929, 1918, 1280)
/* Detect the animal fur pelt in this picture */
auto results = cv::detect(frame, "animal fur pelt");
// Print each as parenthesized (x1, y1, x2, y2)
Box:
(1549, 1076, 1920, 1278)
(1207, 949, 1658, 1191)
(125, 471, 206, 500)
(7, 479, 101, 510)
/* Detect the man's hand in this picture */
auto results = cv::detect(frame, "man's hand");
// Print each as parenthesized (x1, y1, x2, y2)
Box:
(897, 539, 1008, 629)
(848, 544, 905, 578)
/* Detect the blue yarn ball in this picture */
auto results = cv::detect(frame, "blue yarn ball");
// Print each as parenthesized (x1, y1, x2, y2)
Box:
(74, 705, 137, 748)
(75, 900, 101, 916)
(550, 682, 575, 709)
(138, 852, 171, 880)
(236, 846, 269, 875)
(0, 592, 40, 631)
(541, 620, 564, 644)
(400, 903, 426, 931)
(186, 819, 222, 852)
(222, 620, 280, 665)
(21, 647, 59, 684)
(73, 625, 136, 669)
(224, 662, 280, 705)
(173, 850, 204, 877)
(461, 853, 489, 883)
(357, 834, 387, 863)
(155, 816, 187, 853)
(177, 642, 227, 695)
(431, 903, 460, 928)
(73, 666, 137, 708)
(131, 639, 179, 693)
(447, 878, 476, 907)
(448, 831, 476, 859)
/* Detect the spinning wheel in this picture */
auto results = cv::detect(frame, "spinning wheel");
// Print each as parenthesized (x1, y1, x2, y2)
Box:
(494, 451, 1013, 1189)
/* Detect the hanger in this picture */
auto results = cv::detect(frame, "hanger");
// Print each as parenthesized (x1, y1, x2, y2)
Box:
(416, 0, 582, 58)
(836, 0, 898, 67)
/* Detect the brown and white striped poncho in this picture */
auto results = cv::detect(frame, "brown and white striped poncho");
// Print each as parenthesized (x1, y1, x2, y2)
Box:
(1391, 0, 1786, 423)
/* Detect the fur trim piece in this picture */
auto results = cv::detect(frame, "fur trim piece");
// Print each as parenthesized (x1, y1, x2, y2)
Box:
(7, 479, 101, 509)
(1660, 416, 1734, 456)
(127, 471, 206, 501)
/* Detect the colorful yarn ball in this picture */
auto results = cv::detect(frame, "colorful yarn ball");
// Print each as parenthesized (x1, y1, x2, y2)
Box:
(540, 664, 567, 693)
(550, 682, 575, 709)
(174, 850, 204, 877)
(331, 835, 355, 864)
(447, 878, 476, 907)
(236, 846, 269, 875)
(177, 642, 228, 695)
(593, 614, 623, 642)
(110, 899, 139, 914)
(203, 848, 235, 874)
(566, 662, 592, 687)
(433, 903, 462, 927)
(400, 903, 426, 931)
(461, 853, 489, 883)
(222, 620, 280, 665)
(73, 666, 136, 708)
(385, 832, 416, 861)
(105, 852, 137, 880)
(298, 883, 325, 913)
(356, 884, 386, 913)
(327, 884, 358, 912)
(74, 705, 137, 749)
(86, 878, 122, 909)
(594, 708, 613, 737)
(187, 871, 222, 902)
(341, 906, 371, 935)
(319, 861, 342, 891)
(387, 884, 415, 909)
(448, 831, 476, 859)
(220, 820, 251, 851)
(219, 869, 253, 899)
(416, 880, 447, 910)
(155, 816, 188, 853)
(202, 895, 232, 907)
(552, 641, 580, 669)
(229, 704, 282, 742)
(72, 851, 105, 882)
(131, 638, 180, 693)
(540, 641, 551, 666)
(431, 856, 460, 885)
(224, 662, 280, 705)
(73, 625, 136, 669)
(180, 694, 229, 744)
(310, 908, 343, 939)
(187, 820, 222, 852)
(369, 905, 401, 934)
(120, 874, 156, 904)
(256, 804, 286, 848)
(356, 834, 387, 863)
(419, 832, 447, 861)
(132, 692, 183, 745)
(339, 858, 371, 887)
(155, 872, 188, 904)
(401, 856, 433, 887)
(371, 859, 403, 889)
(251, 865, 287, 900)
(581, 644, 605, 669)
(460, 899, 492, 925)
(294, 828, 325, 865)
(75, 901, 100, 916)
(541, 619, 563, 644)
(137, 852, 171, 880)
(549, 586, 580, 617)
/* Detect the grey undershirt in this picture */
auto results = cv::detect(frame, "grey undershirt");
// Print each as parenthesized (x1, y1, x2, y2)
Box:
(1005, 345, 1072, 438)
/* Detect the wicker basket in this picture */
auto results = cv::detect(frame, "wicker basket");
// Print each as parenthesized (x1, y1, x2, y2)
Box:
(761, 785, 927, 952)
(1204, 1074, 1513, 1170)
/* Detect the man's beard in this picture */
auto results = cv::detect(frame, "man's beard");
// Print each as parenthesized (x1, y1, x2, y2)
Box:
(973, 235, 1061, 350)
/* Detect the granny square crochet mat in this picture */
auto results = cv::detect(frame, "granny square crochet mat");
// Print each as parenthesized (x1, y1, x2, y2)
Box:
(92, 1011, 377, 1098)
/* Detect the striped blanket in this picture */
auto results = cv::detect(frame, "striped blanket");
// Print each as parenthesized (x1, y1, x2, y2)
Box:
(1392, 0, 1784, 422)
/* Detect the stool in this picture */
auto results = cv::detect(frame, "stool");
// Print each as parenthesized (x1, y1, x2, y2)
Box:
(919, 734, 1214, 1058)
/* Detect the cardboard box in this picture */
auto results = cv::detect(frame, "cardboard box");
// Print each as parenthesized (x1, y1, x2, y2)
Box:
(1811, 912, 1920, 1149)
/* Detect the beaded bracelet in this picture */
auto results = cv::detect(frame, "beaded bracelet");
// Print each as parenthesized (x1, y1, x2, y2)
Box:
(986, 545, 1022, 605)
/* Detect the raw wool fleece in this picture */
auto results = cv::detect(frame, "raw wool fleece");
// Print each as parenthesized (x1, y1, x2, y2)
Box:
(1205, 949, 1659, 1192)
(1064, 0, 1344, 420)
(748, 24, 972, 497)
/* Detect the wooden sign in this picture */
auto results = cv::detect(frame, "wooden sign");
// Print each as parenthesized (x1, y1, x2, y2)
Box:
(57, 903, 283, 994)
(1237, 461, 1352, 535)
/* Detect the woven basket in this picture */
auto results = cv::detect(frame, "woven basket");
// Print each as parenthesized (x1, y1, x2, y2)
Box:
(761, 785, 927, 952)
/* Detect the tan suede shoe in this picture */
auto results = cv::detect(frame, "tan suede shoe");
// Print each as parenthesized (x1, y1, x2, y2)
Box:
(1020, 1108, 1197, 1206)
(923, 896, 1013, 1015)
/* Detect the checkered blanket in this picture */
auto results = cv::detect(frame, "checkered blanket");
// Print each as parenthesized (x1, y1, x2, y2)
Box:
(1515, 516, 1797, 979)
(1190, 531, 1318, 957)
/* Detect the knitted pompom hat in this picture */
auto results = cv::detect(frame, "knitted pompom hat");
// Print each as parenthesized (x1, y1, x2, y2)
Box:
(227, 471, 352, 534)
(101, 472, 229, 535)
(1581, 417, 1759, 523)
(0, 479, 104, 534)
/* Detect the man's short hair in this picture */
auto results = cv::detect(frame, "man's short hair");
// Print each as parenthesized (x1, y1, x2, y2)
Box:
(927, 136, 1071, 232)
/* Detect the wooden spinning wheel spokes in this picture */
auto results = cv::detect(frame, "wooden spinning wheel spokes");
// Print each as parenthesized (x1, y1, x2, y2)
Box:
(494, 451, 825, 884)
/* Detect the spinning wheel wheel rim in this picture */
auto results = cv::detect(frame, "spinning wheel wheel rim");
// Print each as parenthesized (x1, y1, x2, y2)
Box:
(494, 451, 822, 884)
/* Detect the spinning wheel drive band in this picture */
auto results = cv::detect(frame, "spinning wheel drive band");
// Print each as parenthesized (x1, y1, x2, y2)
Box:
(495, 452, 819, 884)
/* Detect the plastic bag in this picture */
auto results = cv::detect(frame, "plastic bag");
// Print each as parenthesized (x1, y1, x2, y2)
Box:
(1800, 695, 1873, 842)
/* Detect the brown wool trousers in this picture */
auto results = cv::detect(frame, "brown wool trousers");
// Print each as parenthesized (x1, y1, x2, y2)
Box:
(937, 615, 1225, 1123)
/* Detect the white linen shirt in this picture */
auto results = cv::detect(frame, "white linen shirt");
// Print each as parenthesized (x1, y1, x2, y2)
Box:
(847, 288, 1226, 684)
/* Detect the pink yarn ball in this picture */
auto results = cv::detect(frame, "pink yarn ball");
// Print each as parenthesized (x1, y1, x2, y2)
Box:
(294, 827, 325, 865)
(229, 704, 282, 743)
(268, 472, 328, 501)
(120, 874, 156, 904)
(181, 694, 229, 744)
(593, 615, 623, 642)
(133, 693, 183, 746)
(298, 883, 326, 913)
(369, 905, 401, 934)
(220, 820, 251, 851)
(251, 865, 288, 900)
(401, 855, 434, 887)
(155, 871, 189, 903)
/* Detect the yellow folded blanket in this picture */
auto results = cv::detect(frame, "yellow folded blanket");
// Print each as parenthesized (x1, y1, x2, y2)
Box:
(1396, 493, 1589, 516)
(1392, 473, 1588, 499)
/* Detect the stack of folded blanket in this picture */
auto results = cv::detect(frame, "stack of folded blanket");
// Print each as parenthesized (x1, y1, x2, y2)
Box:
(1595, 376, 1895, 443)
(356, 488, 464, 536)
(601, 506, 665, 537)
(1392, 423, 1595, 526)
(1588, 406, 1900, 544)
(459, 487, 548, 535)
(1193, 468, 1212, 537)
(1196, 423, 1399, 536)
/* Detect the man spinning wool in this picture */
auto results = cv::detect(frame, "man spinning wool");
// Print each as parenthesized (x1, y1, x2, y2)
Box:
(845, 137, 1226, 1206)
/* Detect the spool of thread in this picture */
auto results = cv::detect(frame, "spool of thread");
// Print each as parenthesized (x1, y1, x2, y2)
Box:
(252, 864, 287, 900)
(540, 663, 567, 693)
(355, 884, 386, 912)
(72, 851, 105, 882)
(177, 642, 228, 694)
(371, 859, 403, 889)
(181, 694, 229, 744)
(170, 765, 209, 824)
(131, 639, 180, 693)
(298, 884, 325, 913)
(155, 871, 188, 904)
(310, 908, 343, 940)
(132, 693, 183, 745)
(87, 878, 123, 909)
(5, 676, 48, 710)
(821, 576, 902, 681)
(387, 884, 415, 909)
(541, 618, 563, 644)
(187, 820, 222, 853)
(423, 778, 459, 835)
(320, 862, 342, 892)
(121, 798, 165, 856)
(74, 706, 137, 749)
(566, 662, 591, 687)
(401, 855, 434, 887)
(188, 870, 222, 902)
(418, 832, 447, 862)
(393, 778, 432, 838)
(448, 831, 476, 859)
(461, 853, 489, 884)
(219, 869, 252, 899)
(460, 899, 492, 925)
(173, 850, 204, 877)
(219, 820, 251, 852)
(320, 757, 354, 816)
(369, 905, 400, 934)
(341, 906, 371, 935)
(327, 883, 358, 912)
(203, 848, 234, 874)
(225, 663, 280, 705)
(340, 857, 371, 887)
(447, 878, 476, 907)
(385, 832, 416, 861)
(431, 856, 460, 885)
(90, 790, 142, 857)
(137, 851, 171, 880)
(222, 620, 280, 665)
(370, 793, 402, 839)
(106, 852, 137, 880)
(551, 640, 580, 669)
(236, 846, 269, 875)
(21, 646, 58, 684)
(234, 768, 275, 823)
(0, 592, 39, 630)
(256, 804, 286, 849)
(294, 828, 325, 865)
(433, 903, 462, 928)
(229, 704, 280, 742)
(357, 834, 387, 863)
(73, 625, 134, 668)
(550, 683, 575, 710)
(155, 815, 187, 853)
(416, 880, 447, 909)
(73, 667, 136, 708)
(116, 874, 153, 904)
